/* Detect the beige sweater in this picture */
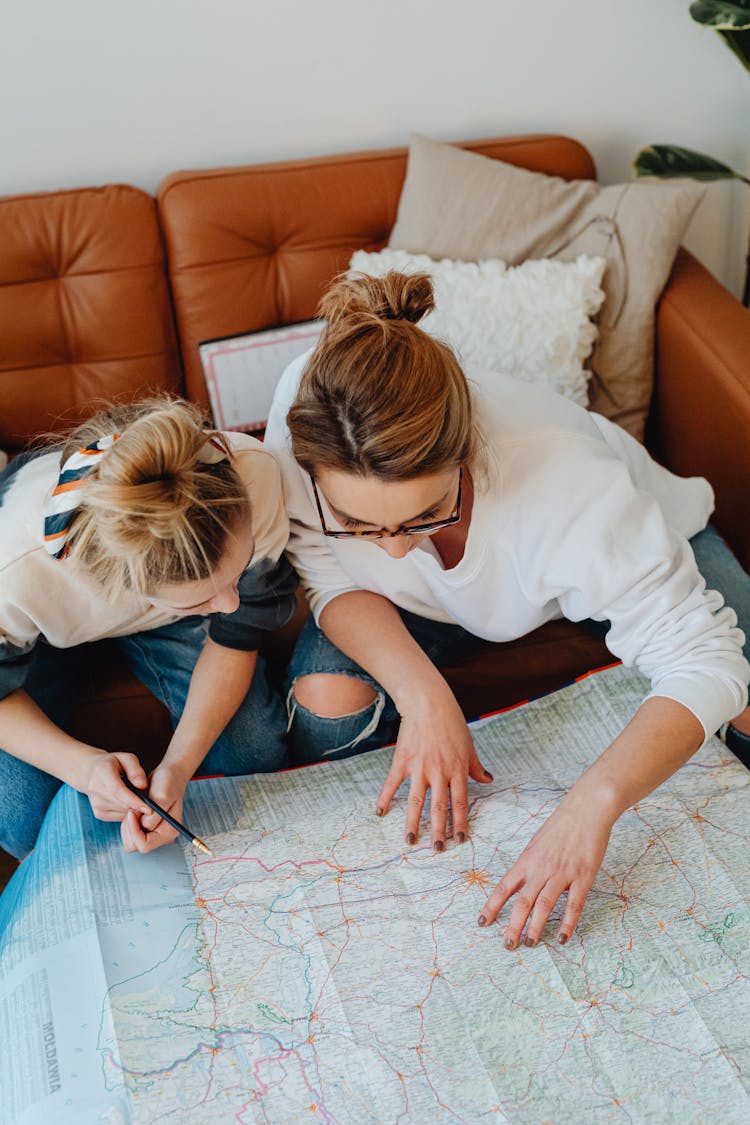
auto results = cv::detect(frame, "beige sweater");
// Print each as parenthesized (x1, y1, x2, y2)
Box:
(0, 434, 294, 697)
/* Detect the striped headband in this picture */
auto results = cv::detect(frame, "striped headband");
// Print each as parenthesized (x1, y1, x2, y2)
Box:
(43, 433, 228, 560)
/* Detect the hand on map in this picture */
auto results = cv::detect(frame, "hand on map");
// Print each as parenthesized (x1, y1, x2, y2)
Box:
(375, 686, 493, 850)
(83, 750, 152, 823)
(120, 762, 189, 854)
(478, 790, 613, 948)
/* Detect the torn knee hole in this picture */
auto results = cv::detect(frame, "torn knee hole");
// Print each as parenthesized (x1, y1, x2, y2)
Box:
(291, 673, 378, 719)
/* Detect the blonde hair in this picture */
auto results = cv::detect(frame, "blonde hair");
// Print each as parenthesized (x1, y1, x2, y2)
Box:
(287, 272, 482, 480)
(59, 397, 249, 598)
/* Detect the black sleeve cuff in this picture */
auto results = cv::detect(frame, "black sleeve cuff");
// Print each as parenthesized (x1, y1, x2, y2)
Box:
(208, 554, 299, 652)
(0, 642, 38, 701)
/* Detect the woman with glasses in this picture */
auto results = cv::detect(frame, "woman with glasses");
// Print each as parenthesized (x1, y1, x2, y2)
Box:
(263, 270, 750, 949)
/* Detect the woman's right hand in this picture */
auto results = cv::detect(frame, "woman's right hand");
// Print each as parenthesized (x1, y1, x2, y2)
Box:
(376, 683, 493, 850)
(80, 751, 151, 822)
(120, 760, 190, 855)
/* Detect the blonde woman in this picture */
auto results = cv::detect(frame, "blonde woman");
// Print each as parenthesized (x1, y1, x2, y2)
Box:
(263, 272, 750, 949)
(0, 397, 296, 860)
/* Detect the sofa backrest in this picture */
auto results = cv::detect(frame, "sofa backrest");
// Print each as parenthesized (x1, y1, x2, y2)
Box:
(158, 135, 596, 409)
(0, 185, 183, 454)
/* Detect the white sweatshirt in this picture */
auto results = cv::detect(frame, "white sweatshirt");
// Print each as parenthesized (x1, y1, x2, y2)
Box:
(264, 351, 749, 740)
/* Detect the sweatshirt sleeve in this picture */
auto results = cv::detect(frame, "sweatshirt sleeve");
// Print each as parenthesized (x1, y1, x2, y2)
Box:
(524, 434, 749, 741)
(0, 637, 38, 700)
(0, 593, 40, 701)
(208, 440, 298, 651)
(208, 554, 299, 651)
(263, 354, 362, 622)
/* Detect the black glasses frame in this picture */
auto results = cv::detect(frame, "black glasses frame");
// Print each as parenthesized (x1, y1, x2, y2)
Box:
(310, 468, 463, 539)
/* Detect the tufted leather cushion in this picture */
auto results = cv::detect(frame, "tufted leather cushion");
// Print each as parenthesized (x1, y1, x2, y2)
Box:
(158, 135, 596, 407)
(653, 249, 750, 571)
(0, 185, 183, 453)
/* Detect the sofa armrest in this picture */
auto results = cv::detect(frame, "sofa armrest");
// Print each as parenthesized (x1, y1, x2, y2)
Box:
(652, 248, 750, 572)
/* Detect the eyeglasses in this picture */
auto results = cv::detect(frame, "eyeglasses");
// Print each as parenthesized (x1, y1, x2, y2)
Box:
(310, 468, 462, 539)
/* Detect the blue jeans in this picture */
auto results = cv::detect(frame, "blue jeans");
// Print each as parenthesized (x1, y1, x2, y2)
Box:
(286, 524, 750, 765)
(0, 618, 287, 858)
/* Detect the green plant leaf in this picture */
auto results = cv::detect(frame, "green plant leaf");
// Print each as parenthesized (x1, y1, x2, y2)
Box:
(690, 1, 750, 30)
(690, 1, 750, 68)
(634, 144, 750, 184)
(719, 27, 750, 70)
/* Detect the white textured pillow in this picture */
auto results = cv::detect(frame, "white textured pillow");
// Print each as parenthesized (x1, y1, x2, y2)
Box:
(349, 248, 606, 407)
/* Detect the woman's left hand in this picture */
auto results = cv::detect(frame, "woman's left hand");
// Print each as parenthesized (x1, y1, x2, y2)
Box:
(479, 698, 706, 947)
(478, 791, 615, 948)
(120, 761, 189, 854)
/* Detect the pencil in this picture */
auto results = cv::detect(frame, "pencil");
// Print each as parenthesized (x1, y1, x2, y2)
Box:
(121, 775, 213, 856)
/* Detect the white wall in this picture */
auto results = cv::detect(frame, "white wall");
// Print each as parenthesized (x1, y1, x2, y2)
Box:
(2, 0, 748, 296)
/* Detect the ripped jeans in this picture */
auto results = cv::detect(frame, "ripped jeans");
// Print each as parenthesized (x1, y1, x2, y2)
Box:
(285, 524, 750, 764)
(286, 607, 486, 764)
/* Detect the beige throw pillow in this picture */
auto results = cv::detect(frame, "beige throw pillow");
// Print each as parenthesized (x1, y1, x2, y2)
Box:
(389, 135, 705, 440)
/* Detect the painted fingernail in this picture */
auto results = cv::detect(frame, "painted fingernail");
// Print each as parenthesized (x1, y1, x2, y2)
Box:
(484, 770, 494, 781)
(558, 932, 569, 945)
(504, 937, 515, 950)
(375, 806, 384, 817)
(524, 936, 536, 948)
(477, 914, 487, 927)
(456, 831, 466, 844)
(406, 833, 416, 846)
(433, 840, 444, 853)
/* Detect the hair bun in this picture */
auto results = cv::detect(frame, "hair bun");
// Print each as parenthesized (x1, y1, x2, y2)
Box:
(61, 395, 248, 597)
(319, 270, 435, 328)
(101, 404, 210, 486)
(84, 402, 224, 531)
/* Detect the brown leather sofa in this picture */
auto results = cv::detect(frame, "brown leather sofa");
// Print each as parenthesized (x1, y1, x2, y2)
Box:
(2, 134, 749, 757)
